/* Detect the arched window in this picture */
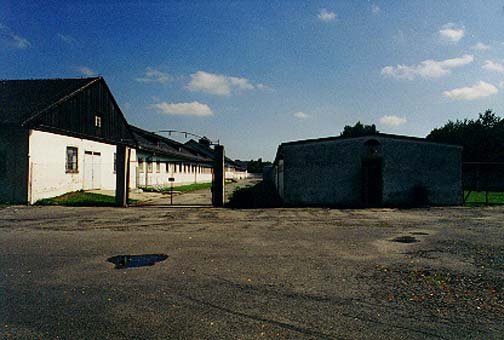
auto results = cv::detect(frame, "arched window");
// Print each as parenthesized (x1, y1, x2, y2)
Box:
(363, 139, 382, 158)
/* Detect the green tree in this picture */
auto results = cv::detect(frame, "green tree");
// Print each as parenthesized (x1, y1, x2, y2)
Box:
(340, 121, 379, 138)
(427, 110, 504, 162)
(246, 158, 272, 173)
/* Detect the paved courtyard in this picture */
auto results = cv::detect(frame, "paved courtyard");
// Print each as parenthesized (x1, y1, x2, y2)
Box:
(1, 204, 503, 339)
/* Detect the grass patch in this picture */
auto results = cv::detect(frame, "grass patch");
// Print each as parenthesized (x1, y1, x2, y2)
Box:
(36, 191, 138, 207)
(173, 182, 212, 192)
(141, 182, 212, 194)
(227, 181, 282, 209)
(464, 191, 504, 206)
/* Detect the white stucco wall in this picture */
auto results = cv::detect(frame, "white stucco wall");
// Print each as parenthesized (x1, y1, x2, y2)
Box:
(225, 169, 248, 180)
(28, 130, 137, 203)
(135, 152, 212, 187)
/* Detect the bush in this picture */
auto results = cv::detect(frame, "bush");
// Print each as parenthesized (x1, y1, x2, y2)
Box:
(227, 181, 282, 209)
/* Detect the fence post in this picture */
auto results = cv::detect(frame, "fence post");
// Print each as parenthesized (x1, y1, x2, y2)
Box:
(115, 144, 129, 207)
(212, 145, 225, 207)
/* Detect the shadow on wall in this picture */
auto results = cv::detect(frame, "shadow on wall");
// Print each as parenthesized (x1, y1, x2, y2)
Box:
(227, 181, 435, 209)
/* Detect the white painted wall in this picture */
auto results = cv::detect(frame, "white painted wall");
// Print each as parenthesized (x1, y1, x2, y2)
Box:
(225, 168, 248, 180)
(28, 130, 137, 203)
(135, 153, 212, 187)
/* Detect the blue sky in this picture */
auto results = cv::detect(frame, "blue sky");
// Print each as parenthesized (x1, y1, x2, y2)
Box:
(1, 1, 503, 160)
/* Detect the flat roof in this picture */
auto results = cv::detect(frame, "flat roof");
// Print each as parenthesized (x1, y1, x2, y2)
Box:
(274, 133, 462, 164)
(280, 132, 462, 149)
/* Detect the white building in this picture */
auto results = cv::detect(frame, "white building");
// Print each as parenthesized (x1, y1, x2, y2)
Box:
(129, 125, 214, 188)
(0, 77, 137, 204)
(185, 139, 248, 181)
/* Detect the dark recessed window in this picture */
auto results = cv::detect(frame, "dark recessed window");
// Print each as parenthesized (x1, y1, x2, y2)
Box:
(156, 161, 161, 173)
(147, 162, 153, 173)
(66, 147, 78, 173)
(138, 159, 144, 173)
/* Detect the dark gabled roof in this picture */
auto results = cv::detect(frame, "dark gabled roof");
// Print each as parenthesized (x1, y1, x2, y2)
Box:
(184, 139, 244, 169)
(129, 125, 213, 164)
(0, 77, 100, 125)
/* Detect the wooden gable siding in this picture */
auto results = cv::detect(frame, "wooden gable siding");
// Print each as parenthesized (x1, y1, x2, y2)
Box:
(29, 79, 132, 145)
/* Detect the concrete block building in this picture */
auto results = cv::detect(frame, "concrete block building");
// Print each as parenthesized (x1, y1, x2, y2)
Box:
(272, 134, 463, 207)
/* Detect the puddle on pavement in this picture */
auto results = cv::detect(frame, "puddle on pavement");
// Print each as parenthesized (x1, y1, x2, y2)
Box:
(411, 232, 429, 235)
(107, 254, 168, 269)
(391, 236, 418, 243)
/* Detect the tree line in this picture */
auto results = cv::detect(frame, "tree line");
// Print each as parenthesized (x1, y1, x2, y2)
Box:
(340, 110, 504, 162)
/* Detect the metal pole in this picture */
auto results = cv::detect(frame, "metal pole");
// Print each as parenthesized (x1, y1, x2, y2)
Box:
(170, 181, 173, 205)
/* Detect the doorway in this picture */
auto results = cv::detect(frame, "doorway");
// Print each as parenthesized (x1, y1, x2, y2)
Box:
(362, 158, 382, 207)
(83, 151, 102, 190)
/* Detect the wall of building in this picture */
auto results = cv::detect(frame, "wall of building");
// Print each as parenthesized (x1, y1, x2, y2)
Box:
(381, 138, 462, 206)
(279, 139, 364, 206)
(0, 126, 29, 203)
(136, 151, 212, 187)
(28, 130, 137, 203)
(275, 136, 462, 207)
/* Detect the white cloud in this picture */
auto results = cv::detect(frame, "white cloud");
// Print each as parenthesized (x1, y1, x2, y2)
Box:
(482, 60, 504, 73)
(471, 42, 490, 51)
(78, 66, 97, 76)
(57, 33, 76, 44)
(318, 9, 336, 22)
(443, 81, 498, 101)
(187, 71, 256, 96)
(293, 111, 310, 119)
(379, 115, 407, 126)
(0, 24, 30, 49)
(499, 81, 504, 89)
(136, 67, 172, 83)
(12, 34, 30, 49)
(150, 101, 213, 116)
(381, 54, 473, 80)
(439, 23, 465, 42)
(371, 4, 381, 15)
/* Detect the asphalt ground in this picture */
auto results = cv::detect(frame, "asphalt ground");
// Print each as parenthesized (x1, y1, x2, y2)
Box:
(1, 204, 503, 339)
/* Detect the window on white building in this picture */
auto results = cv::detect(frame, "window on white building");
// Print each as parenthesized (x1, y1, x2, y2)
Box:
(66, 147, 78, 173)
(138, 159, 144, 173)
